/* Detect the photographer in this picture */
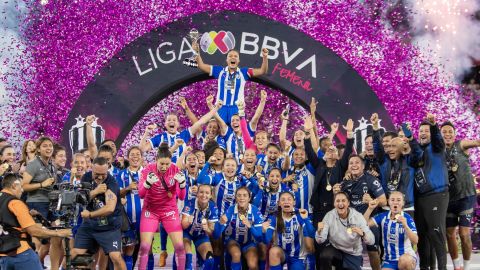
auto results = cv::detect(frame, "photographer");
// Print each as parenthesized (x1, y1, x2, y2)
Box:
(0, 173, 71, 270)
(71, 157, 126, 270)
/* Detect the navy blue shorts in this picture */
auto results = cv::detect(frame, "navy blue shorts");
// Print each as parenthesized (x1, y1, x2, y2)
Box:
(74, 225, 122, 254)
(447, 195, 476, 228)
(27, 202, 51, 221)
(218, 105, 238, 125)
(184, 232, 210, 248)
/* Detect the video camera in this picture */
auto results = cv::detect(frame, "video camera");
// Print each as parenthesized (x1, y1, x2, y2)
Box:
(48, 182, 91, 229)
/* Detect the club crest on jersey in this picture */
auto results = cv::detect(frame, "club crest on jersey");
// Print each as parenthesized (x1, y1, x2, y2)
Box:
(69, 115, 105, 155)
(353, 117, 385, 153)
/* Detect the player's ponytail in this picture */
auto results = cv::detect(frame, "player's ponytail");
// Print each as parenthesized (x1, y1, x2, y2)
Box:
(156, 142, 172, 159)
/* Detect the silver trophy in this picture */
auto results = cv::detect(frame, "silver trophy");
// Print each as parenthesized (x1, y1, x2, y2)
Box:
(183, 28, 200, 68)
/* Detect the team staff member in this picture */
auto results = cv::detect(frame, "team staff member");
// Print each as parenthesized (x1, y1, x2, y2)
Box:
(415, 113, 449, 270)
(0, 173, 71, 270)
(72, 157, 127, 270)
(441, 121, 480, 270)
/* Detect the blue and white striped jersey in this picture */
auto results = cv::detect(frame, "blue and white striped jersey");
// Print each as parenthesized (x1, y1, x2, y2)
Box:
(116, 168, 143, 225)
(253, 184, 286, 219)
(149, 129, 192, 163)
(373, 211, 417, 262)
(211, 66, 253, 106)
(222, 204, 263, 244)
(197, 130, 227, 150)
(182, 199, 219, 238)
(265, 212, 314, 259)
(285, 165, 316, 213)
(256, 155, 285, 176)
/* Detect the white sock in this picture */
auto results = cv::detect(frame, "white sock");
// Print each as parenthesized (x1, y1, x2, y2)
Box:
(463, 259, 470, 270)
(453, 258, 462, 269)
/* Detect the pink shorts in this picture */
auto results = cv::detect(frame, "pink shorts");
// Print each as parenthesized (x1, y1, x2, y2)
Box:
(140, 207, 182, 233)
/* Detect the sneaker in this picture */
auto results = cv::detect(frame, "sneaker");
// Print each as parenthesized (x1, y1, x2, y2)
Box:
(158, 251, 168, 267)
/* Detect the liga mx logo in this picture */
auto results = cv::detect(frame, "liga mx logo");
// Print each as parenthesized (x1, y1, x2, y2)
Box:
(200, 30, 235, 54)
(68, 115, 105, 155)
(353, 117, 385, 153)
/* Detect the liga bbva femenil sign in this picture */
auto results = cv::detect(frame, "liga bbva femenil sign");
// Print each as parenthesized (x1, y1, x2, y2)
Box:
(61, 11, 394, 154)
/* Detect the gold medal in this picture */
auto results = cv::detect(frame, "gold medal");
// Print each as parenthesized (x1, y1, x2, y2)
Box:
(201, 218, 207, 225)
(326, 184, 332, 191)
(346, 228, 352, 234)
(239, 214, 245, 221)
(451, 164, 458, 172)
(167, 191, 172, 198)
(239, 154, 244, 160)
(395, 214, 401, 220)
(2, 163, 8, 170)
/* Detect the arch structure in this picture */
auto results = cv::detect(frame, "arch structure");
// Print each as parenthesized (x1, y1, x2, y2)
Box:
(61, 11, 394, 154)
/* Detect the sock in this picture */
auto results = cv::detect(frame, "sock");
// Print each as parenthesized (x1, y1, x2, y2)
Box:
(124, 255, 133, 270)
(453, 258, 462, 269)
(173, 251, 177, 270)
(147, 253, 154, 270)
(270, 264, 283, 270)
(138, 243, 151, 270)
(203, 257, 215, 270)
(464, 259, 470, 270)
(160, 225, 168, 250)
(186, 253, 193, 270)
(196, 252, 203, 268)
(259, 260, 266, 270)
(213, 256, 221, 270)
(307, 254, 315, 270)
(231, 261, 242, 270)
(174, 244, 186, 270)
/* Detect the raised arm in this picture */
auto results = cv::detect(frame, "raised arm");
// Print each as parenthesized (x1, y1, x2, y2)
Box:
(363, 200, 379, 227)
(193, 42, 212, 74)
(237, 101, 257, 152)
(189, 101, 222, 135)
(339, 119, 355, 171)
(139, 124, 157, 153)
(179, 97, 199, 126)
(426, 113, 445, 153)
(85, 115, 98, 158)
(251, 48, 269, 77)
(309, 97, 319, 138)
(249, 90, 267, 131)
(304, 115, 320, 168)
(279, 109, 289, 150)
(328, 122, 339, 142)
(371, 113, 386, 163)
(206, 95, 228, 136)
(460, 139, 480, 151)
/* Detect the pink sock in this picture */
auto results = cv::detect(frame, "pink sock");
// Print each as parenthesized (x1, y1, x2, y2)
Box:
(138, 243, 151, 270)
(174, 243, 186, 270)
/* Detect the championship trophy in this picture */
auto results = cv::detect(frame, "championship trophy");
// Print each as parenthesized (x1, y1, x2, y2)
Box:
(183, 28, 200, 68)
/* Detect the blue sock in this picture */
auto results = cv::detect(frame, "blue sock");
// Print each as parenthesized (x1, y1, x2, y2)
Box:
(225, 253, 232, 269)
(124, 255, 133, 270)
(231, 261, 242, 270)
(172, 251, 177, 270)
(259, 260, 266, 270)
(186, 253, 193, 270)
(203, 257, 214, 270)
(270, 264, 283, 270)
(213, 256, 221, 270)
(160, 225, 168, 250)
(307, 254, 315, 270)
(147, 253, 154, 270)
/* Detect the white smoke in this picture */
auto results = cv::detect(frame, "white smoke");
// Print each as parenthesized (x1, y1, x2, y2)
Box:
(405, 0, 480, 80)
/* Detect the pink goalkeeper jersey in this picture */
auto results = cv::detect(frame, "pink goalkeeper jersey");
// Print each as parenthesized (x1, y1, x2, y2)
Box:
(139, 163, 186, 213)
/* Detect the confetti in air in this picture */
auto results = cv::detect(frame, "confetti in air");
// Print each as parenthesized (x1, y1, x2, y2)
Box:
(0, 0, 479, 172)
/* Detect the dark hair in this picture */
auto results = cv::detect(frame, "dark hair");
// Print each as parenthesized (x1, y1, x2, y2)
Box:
(0, 138, 7, 143)
(334, 191, 350, 201)
(419, 121, 432, 127)
(101, 139, 115, 146)
(268, 168, 282, 177)
(276, 191, 296, 234)
(93, 156, 109, 166)
(223, 157, 238, 167)
(291, 129, 306, 149)
(441, 121, 455, 130)
(382, 131, 398, 140)
(79, 148, 89, 154)
(193, 149, 205, 155)
(319, 136, 330, 146)
(348, 153, 365, 163)
(364, 134, 372, 141)
(98, 144, 114, 155)
(336, 143, 346, 150)
(127, 146, 142, 157)
(35, 136, 54, 154)
(53, 144, 66, 158)
(156, 142, 172, 159)
(235, 186, 251, 198)
(266, 143, 281, 152)
(204, 141, 225, 162)
(0, 145, 13, 157)
(226, 49, 240, 56)
(1, 173, 21, 189)
(254, 130, 271, 141)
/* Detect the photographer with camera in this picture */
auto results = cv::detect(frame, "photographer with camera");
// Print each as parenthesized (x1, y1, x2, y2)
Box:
(0, 173, 71, 270)
(71, 156, 126, 270)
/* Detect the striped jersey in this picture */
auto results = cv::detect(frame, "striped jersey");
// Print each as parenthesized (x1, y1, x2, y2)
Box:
(285, 165, 316, 213)
(197, 130, 227, 150)
(253, 184, 286, 218)
(149, 129, 192, 163)
(183, 170, 199, 205)
(211, 66, 253, 106)
(223, 204, 263, 244)
(225, 127, 247, 163)
(116, 168, 143, 225)
(182, 199, 219, 238)
(256, 155, 285, 176)
(373, 211, 417, 261)
(266, 212, 312, 259)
